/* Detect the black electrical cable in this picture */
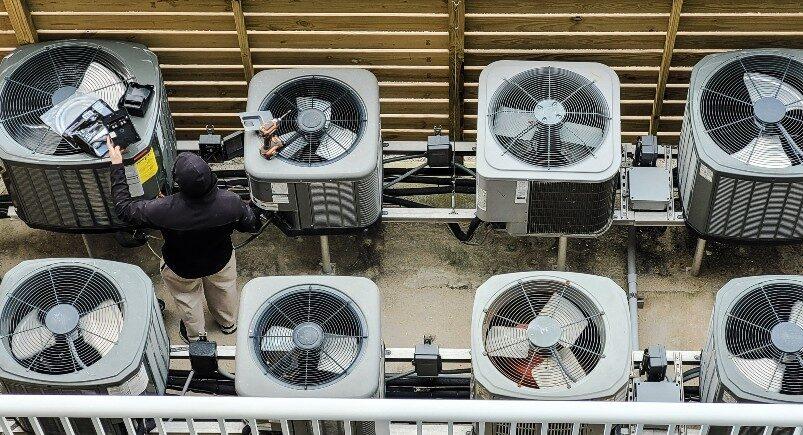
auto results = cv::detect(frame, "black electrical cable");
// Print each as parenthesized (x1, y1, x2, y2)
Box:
(382, 195, 430, 208)
(683, 367, 700, 382)
(233, 211, 274, 250)
(385, 370, 416, 383)
(449, 217, 483, 242)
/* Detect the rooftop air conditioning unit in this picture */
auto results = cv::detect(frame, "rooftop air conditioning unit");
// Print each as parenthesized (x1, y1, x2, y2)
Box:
(0, 39, 177, 233)
(0, 259, 169, 434)
(235, 276, 384, 435)
(245, 69, 382, 236)
(701, 275, 803, 406)
(678, 49, 803, 241)
(476, 61, 621, 236)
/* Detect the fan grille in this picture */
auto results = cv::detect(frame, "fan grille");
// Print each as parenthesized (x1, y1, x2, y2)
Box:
(725, 281, 803, 395)
(0, 264, 125, 375)
(251, 285, 366, 388)
(488, 67, 610, 168)
(260, 75, 366, 166)
(699, 54, 803, 168)
(0, 44, 130, 156)
(482, 278, 605, 390)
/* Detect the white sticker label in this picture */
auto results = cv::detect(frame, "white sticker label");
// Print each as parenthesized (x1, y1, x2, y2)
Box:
(476, 187, 487, 211)
(515, 180, 528, 203)
(699, 164, 714, 182)
(273, 194, 290, 204)
(271, 182, 289, 195)
(124, 165, 145, 197)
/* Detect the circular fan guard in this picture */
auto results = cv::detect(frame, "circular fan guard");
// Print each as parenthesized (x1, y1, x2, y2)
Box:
(0, 264, 125, 375)
(251, 285, 366, 389)
(0, 44, 130, 156)
(482, 278, 605, 389)
(260, 76, 366, 166)
(488, 67, 610, 168)
(699, 54, 803, 168)
(725, 282, 803, 395)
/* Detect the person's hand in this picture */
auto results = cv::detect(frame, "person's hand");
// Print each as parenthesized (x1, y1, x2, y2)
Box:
(259, 120, 279, 137)
(108, 136, 124, 165)
(261, 135, 284, 159)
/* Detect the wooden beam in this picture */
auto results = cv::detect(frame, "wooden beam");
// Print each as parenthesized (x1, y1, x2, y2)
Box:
(650, 0, 683, 135)
(231, 0, 254, 81)
(448, 0, 465, 141)
(3, 0, 37, 45)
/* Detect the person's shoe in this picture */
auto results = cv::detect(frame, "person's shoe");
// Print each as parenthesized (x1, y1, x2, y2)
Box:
(179, 320, 206, 344)
(217, 322, 237, 335)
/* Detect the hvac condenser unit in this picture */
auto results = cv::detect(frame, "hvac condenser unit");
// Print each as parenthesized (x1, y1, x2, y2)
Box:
(0, 259, 170, 433)
(245, 69, 382, 235)
(0, 39, 177, 233)
(701, 276, 803, 404)
(678, 49, 803, 241)
(476, 61, 621, 236)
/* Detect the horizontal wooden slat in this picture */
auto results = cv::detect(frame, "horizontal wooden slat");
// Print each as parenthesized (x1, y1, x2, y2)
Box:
(38, 29, 239, 47)
(681, 0, 802, 13)
(379, 82, 448, 99)
(161, 65, 247, 81)
(0, 30, 16, 45)
(675, 32, 803, 49)
(465, 13, 668, 32)
(27, 0, 233, 12)
(244, 13, 447, 32)
(464, 49, 664, 66)
(250, 49, 446, 66)
(164, 81, 449, 99)
(465, 32, 666, 50)
(248, 31, 448, 49)
(0, 13, 10, 31)
(466, 0, 672, 14)
(31, 12, 235, 30)
(243, 0, 448, 14)
(678, 13, 803, 32)
(254, 65, 449, 81)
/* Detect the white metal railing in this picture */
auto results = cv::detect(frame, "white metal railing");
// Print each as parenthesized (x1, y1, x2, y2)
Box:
(2, 396, 803, 435)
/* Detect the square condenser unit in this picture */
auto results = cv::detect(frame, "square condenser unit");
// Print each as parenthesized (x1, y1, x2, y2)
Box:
(471, 272, 632, 435)
(235, 276, 384, 435)
(0, 259, 169, 434)
(245, 69, 382, 236)
(701, 276, 803, 406)
(0, 40, 177, 233)
(476, 61, 622, 237)
(678, 49, 803, 241)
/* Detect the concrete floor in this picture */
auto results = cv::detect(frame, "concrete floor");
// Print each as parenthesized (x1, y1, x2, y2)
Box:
(2, 217, 803, 357)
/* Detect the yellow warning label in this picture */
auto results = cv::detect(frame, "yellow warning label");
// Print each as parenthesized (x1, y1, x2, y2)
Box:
(135, 148, 158, 183)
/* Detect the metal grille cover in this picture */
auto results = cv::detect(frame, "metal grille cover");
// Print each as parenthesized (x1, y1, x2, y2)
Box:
(702, 276, 803, 403)
(527, 179, 616, 236)
(0, 259, 168, 391)
(235, 276, 383, 398)
(471, 272, 631, 400)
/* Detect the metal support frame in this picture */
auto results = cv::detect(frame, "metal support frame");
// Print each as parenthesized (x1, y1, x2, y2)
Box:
(320, 235, 334, 275)
(81, 234, 93, 258)
(691, 238, 706, 277)
(556, 236, 568, 271)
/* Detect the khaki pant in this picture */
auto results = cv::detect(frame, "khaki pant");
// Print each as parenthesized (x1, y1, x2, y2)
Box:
(161, 253, 238, 340)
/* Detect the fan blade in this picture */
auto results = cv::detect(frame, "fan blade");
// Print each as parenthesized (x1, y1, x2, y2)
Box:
(790, 301, 803, 329)
(486, 325, 530, 358)
(261, 326, 294, 352)
(732, 135, 792, 168)
(78, 300, 122, 357)
(540, 294, 587, 346)
(278, 132, 309, 158)
(493, 107, 539, 141)
(317, 335, 359, 374)
(10, 310, 55, 361)
(734, 357, 785, 393)
(532, 348, 584, 386)
(558, 122, 603, 152)
(317, 124, 356, 160)
(744, 72, 803, 111)
(77, 62, 126, 109)
(296, 97, 332, 117)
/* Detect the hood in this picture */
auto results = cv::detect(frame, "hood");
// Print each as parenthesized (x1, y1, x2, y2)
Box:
(174, 152, 216, 198)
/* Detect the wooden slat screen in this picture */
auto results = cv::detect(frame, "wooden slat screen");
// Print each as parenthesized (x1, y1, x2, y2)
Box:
(0, 0, 799, 143)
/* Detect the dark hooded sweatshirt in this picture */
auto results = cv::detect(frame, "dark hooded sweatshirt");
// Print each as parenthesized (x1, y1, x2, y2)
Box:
(110, 153, 260, 279)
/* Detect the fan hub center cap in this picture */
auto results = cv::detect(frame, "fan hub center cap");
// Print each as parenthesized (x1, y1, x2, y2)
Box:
(51, 86, 77, 106)
(297, 109, 327, 133)
(44, 304, 80, 335)
(770, 322, 803, 353)
(534, 99, 566, 126)
(527, 316, 562, 348)
(292, 322, 324, 350)
(754, 97, 786, 124)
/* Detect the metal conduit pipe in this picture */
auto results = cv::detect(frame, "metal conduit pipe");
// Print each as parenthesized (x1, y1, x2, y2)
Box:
(627, 227, 639, 350)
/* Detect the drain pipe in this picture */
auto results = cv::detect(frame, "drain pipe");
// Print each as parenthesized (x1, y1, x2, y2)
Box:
(626, 227, 639, 350)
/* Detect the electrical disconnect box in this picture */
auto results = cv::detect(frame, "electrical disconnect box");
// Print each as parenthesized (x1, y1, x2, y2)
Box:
(629, 167, 671, 211)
